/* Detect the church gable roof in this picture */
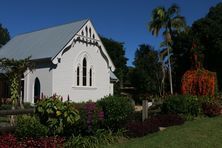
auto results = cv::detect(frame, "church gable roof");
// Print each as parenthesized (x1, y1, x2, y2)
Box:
(0, 19, 88, 60)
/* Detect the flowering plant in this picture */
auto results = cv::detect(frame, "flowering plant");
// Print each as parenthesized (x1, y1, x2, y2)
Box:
(74, 101, 104, 135)
(0, 134, 64, 148)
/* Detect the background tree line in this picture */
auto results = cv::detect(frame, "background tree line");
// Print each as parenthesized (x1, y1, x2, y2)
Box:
(102, 2, 222, 98)
(173, 2, 222, 91)
(0, 24, 10, 47)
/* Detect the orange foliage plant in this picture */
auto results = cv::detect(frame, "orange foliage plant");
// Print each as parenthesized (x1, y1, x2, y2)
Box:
(181, 44, 217, 96)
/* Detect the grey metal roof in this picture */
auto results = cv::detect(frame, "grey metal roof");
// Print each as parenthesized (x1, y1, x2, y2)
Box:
(0, 19, 88, 60)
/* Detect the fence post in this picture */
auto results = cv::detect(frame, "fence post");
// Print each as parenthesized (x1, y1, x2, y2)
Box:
(142, 100, 148, 121)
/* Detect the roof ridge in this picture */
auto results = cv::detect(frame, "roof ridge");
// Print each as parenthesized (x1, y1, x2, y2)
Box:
(15, 18, 89, 37)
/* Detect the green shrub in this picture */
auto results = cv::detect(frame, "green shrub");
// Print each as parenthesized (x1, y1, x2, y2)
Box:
(97, 96, 134, 130)
(0, 104, 12, 110)
(35, 95, 80, 135)
(161, 95, 201, 117)
(15, 115, 48, 139)
(64, 129, 126, 148)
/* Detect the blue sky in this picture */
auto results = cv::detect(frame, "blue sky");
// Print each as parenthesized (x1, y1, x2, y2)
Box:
(0, 0, 221, 66)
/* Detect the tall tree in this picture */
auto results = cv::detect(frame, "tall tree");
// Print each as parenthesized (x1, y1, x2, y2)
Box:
(100, 36, 128, 95)
(192, 2, 222, 90)
(171, 29, 193, 92)
(130, 44, 162, 96)
(0, 24, 10, 47)
(148, 4, 186, 94)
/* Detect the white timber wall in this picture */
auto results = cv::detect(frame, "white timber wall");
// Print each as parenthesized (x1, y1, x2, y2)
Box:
(52, 21, 114, 102)
(23, 65, 52, 103)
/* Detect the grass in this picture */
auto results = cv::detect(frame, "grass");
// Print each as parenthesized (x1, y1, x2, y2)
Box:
(108, 116, 222, 148)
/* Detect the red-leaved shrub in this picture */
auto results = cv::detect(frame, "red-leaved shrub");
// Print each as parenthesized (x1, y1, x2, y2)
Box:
(66, 101, 104, 136)
(0, 134, 17, 148)
(126, 119, 159, 137)
(0, 134, 64, 148)
(125, 113, 184, 138)
(149, 114, 185, 127)
(202, 101, 222, 117)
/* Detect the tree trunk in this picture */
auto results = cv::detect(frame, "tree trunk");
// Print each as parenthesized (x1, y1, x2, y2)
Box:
(161, 62, 165, 96)
(167, 47, 173, 95)
(165, 31, 173, 95)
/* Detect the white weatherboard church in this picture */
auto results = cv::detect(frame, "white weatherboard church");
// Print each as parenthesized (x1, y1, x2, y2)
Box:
(0, 19, 118, 103)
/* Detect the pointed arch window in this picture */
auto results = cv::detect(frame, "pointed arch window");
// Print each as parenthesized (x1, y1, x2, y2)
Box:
(82, 58, 87, 86)
(77, 66, 80, 86)
(34, 78, 41, 103)
(89, 68, 92, 86)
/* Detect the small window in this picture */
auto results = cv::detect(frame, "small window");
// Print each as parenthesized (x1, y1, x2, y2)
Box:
(89, 68, 92, 86)
(85, 26, 88, 37)
(89, 28, 92, 37)
(77, 66, 80, 86)
(82, 58, 87, 86)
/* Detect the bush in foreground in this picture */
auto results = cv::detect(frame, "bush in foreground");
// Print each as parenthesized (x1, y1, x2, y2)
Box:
(15, 115, 48, 139)
(97, 96, 134, 131)
(161, 95, 201, 117)
(35, 95, 80, 135)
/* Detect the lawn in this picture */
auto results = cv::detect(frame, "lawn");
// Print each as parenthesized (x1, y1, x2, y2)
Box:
(109, 116, 222, 148)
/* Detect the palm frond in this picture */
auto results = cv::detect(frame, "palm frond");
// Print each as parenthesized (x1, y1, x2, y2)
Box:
(168, 4, 180, 17)
(149, 8, 166, 36)
(171, 16, 186, 31)
(152, 7, 165, 19)
(148, 20, 163, 36)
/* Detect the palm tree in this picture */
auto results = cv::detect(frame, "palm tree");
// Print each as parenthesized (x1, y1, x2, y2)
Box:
(148, 4, 186, 94)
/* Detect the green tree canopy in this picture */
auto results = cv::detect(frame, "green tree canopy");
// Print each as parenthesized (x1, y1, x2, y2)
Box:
(0, 23, 10, 47)
(171, 29, 193, 92)
(130, 44, 162, 96)
(191, 2, 222, 90)
(100, 36, 128, 95)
